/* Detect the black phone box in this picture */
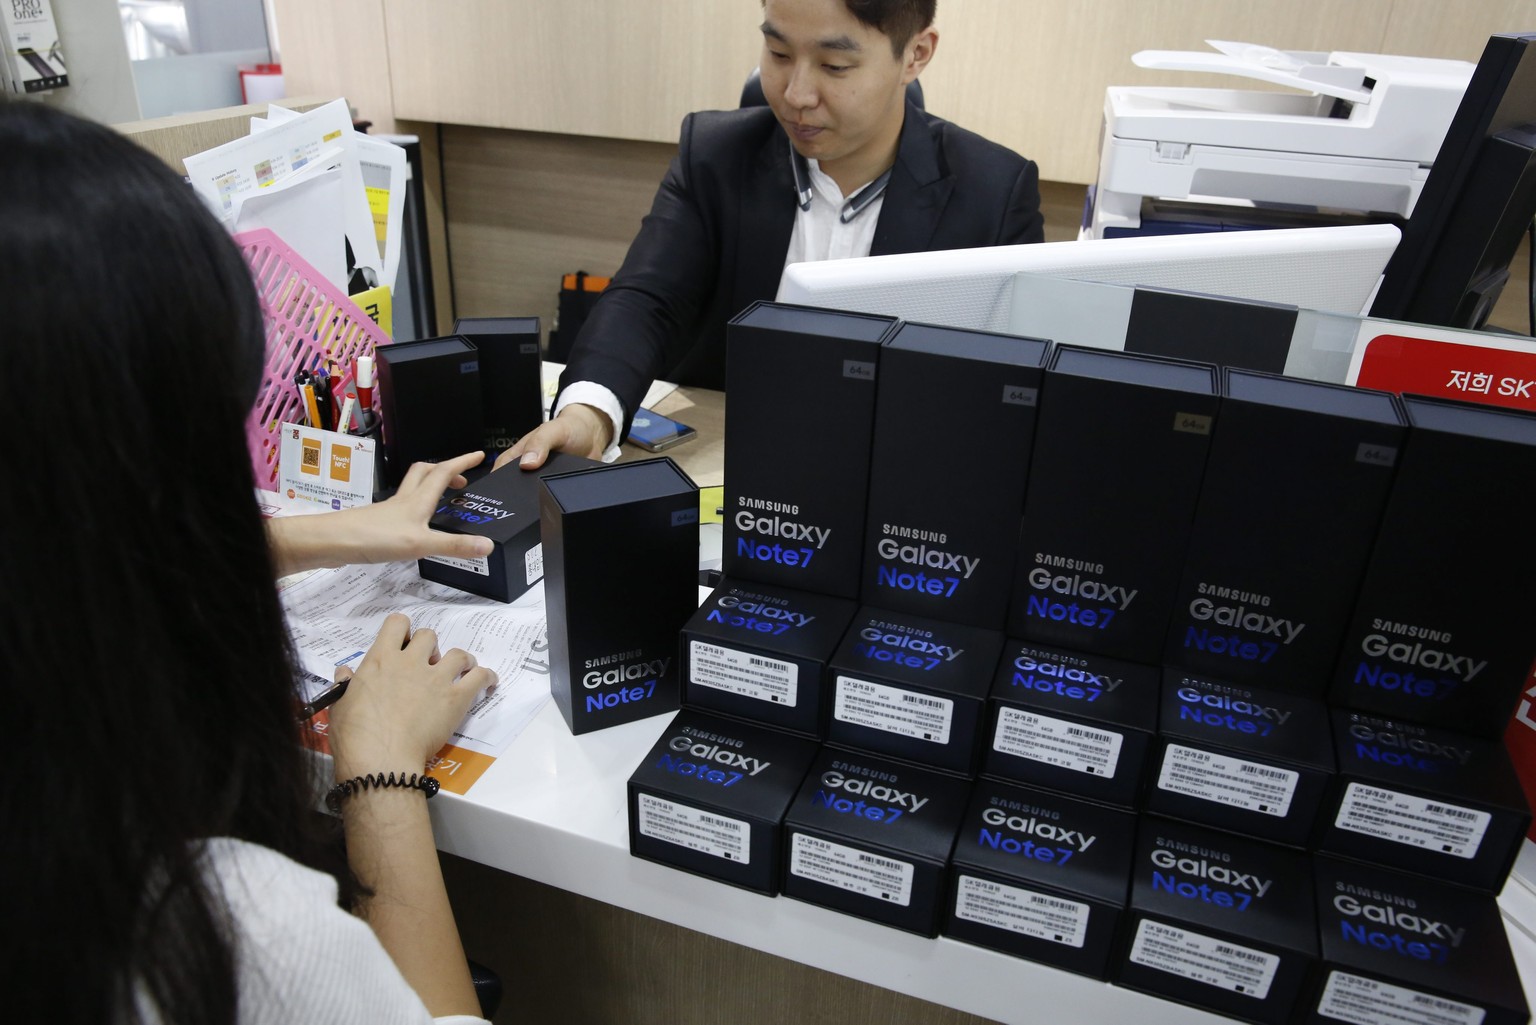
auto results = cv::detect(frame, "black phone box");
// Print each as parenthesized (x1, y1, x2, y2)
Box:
(374, 335, 484, 488)
(1304, 856, 1530, 1025)
(540, 458, 699, 734)
(1165, 370, 1406, 693)
(982, 641, 1159, 808)
(680, 578, 857, 737)
(1009, 346, 1219, 664)
(944, 779, 1135, 980)
(1318, 710, 1531, 893)
(825, 606, 1004, 775)
(1123, 286, 1299, 373)
(627, 710, 819, 895)
(417, 451, 598, 602)
(1331, 395, 1536, 737)
(782, 747, 971, 936)
(453, 316, 543, 456)
(1118, 818, 1317, 1025)
(723, 302, 898, 599)
(1147, 670, 1335, 847)
(860, 323, 1048, 629)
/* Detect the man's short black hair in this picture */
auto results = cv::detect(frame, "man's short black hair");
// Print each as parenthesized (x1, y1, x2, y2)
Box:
(844, 0, 936, 56)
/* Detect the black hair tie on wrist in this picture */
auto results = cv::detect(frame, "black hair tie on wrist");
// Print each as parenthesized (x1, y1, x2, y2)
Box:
(326, 771, 441, 813)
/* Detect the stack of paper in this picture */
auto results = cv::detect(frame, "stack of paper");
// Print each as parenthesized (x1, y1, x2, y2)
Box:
(183, 98, 407, 297)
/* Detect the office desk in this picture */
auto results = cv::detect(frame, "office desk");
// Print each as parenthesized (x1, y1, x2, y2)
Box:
(615, 383, 725, 489)
(430, 381, 1536, 1023)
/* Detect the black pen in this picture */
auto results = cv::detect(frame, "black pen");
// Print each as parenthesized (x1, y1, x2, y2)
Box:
(296, 677, 349, 721)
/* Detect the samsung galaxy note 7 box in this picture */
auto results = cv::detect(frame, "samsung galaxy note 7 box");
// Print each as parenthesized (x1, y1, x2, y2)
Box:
(1009, 346, 1219, 663)
(826, 607, 1003, 775)
(540, 459, 698, 734)
(627, 710, 818, 894)
(680, 578, 857, 737)
(1118, 819, 1317, 1025)
(861, 323, 1048, 629)
(417, 452, 597, 602)
(1305, 856, 1529, 1025)
(1331, 396, 1536, 737)
(983, 641, 1158, 808)
(374, 334, 483, 489)
(1165, 370, 1405, 692)
(1148, 671, 1334, 847)
(453, 316, 543, 454)
(724, 302, 897, 599)
(1318, 710, 1530, 893)
(944, 780, 1134, 979)
(782, 748, 970, 935)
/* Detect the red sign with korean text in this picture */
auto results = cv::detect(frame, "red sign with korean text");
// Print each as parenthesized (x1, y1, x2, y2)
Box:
(1353, 333, 1536, 410)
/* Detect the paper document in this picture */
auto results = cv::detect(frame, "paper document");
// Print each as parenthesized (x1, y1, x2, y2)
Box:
(280, 559, 551, 756)
(257, 104, 407, 291)
(232, 166, 347, 288)
(184, 98, 381, 289)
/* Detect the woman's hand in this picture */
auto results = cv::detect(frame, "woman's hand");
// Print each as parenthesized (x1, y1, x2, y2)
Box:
(266, 451, 494, 577)
(328, 612, 496, 775)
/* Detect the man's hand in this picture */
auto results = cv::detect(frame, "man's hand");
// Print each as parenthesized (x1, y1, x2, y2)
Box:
(492, 402, 614, 471)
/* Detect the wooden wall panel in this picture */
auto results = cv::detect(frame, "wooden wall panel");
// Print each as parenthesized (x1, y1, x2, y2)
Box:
(921, 0, 1400, 183)
(383, 0, 762, 138)
(270, 0, 398, 131)
(442, 127, 677, 331)
(368, 0, 1536, 183)
(441, 852, 1001, 1025)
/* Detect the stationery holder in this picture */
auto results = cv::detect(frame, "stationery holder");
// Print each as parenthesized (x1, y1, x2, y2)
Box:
(236, 227, 389, 489)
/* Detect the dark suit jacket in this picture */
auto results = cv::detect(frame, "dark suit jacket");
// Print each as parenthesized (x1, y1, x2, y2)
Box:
(560, 102, 1045, 439)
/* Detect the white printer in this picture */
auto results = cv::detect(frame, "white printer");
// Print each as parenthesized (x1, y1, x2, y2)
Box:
(1084, 40, 1474, 238)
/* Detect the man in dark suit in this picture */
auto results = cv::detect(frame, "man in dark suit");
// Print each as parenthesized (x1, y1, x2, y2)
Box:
(497, 0, 1043, 470)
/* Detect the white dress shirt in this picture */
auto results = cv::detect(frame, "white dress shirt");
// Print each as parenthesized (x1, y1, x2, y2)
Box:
(557, 156, 884, 461)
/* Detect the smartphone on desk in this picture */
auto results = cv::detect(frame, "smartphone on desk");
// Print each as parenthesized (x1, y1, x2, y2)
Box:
(627, 408, 697, 452)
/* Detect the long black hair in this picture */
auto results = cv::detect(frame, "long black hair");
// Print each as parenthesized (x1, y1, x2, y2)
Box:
(0, 101, 351, 1023)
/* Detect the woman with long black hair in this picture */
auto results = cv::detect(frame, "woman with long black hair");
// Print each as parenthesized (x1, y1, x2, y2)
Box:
(1, 100, 496, 1025)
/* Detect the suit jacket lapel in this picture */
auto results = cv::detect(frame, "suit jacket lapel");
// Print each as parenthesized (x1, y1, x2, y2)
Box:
(735, 129, 796, 305)
(871, 104, 952, 256)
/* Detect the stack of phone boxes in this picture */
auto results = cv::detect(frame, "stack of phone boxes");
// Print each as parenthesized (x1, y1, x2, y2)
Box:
(541, 458, 699, 735)
(453, 316, 543, 457)
(622, 302, 1536, 1022)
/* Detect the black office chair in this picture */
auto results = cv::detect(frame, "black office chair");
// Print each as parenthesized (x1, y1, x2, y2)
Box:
(469, 958, 503, 1019)
(739, 67, 924, 110)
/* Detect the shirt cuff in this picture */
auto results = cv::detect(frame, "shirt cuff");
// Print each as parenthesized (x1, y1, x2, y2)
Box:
(554, 382, 625, 463)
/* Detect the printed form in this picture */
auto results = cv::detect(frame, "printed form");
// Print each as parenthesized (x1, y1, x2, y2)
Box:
(280, 559, 551, 785)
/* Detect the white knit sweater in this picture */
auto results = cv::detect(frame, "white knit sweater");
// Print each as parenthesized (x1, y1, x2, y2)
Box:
(137, 837, 492, 1025)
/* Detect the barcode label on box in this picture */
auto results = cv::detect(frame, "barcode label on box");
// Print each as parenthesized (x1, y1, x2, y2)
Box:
(690, 641, 798, 706)
(1317, 971, 1486, 1025)
(1129, 919, 1277, 999)
(833, 676, 952, 744)
(789, 833, 913, 905)
(423, 553, 490, 577)
(1334, 784, 1489, 859)
(955, 874, 1089, 948)
(994, 705, 1123, 777)
(525, 542, 543, 584)
(1157, 744, 1297, 817)
(637, 793, 750, 863)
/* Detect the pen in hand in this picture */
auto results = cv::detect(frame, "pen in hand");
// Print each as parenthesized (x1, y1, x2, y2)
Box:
(296, 677, 349, 722)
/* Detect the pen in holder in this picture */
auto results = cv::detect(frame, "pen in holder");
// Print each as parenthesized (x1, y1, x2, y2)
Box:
(349, 355, 387, 498)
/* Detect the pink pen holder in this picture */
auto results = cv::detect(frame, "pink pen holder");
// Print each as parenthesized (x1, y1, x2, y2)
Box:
(236, 228, 389, 489)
